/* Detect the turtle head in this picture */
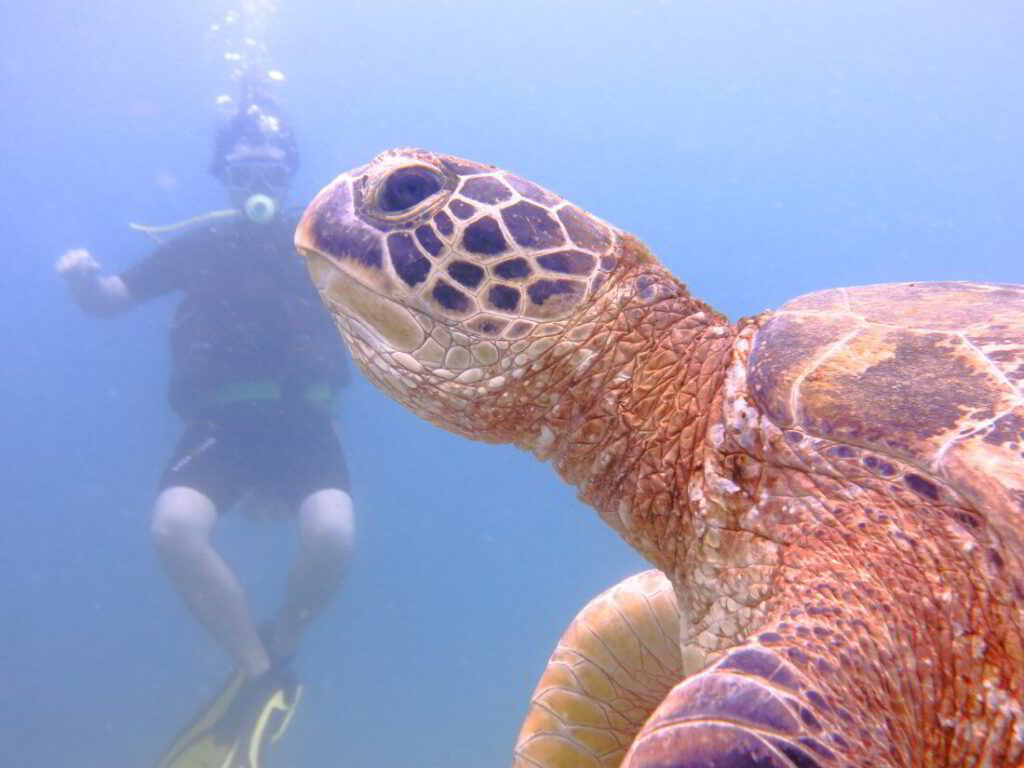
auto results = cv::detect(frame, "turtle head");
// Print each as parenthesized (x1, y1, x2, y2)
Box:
(295, 148, 629, 440)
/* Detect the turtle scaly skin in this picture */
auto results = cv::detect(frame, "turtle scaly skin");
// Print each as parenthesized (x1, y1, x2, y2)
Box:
(296, 149, 1024, 767)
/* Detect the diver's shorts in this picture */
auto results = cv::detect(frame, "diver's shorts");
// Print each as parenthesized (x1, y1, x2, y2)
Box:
(159, 403, 351, 512)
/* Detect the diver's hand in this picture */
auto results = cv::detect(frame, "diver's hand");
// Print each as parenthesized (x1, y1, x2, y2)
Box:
(56, 248, 101, 282)
(56, 248, 133, 315)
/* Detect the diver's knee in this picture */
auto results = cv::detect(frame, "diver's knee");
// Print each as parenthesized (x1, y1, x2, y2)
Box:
(150, 487, 217, 554)
(297, 489, 355, 561)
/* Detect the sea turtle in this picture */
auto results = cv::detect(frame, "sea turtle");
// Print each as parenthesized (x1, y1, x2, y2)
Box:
(295, 149, 1024, 767)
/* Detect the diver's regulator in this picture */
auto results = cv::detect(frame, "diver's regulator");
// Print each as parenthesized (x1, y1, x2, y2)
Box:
(244, 193, 277, 223)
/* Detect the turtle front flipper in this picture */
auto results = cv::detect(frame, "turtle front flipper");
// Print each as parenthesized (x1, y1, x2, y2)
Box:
(622, 639, 844, 768)
(513, 570, 681, 768)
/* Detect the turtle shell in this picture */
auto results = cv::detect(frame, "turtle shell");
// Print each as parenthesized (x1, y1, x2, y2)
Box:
(748, 281, 1024, 537)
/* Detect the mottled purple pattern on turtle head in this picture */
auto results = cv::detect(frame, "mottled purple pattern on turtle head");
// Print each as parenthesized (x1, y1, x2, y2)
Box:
(297, 154, 1023, 768)
(442, 156, 494, 176)
(449, 199, 476, 220)
(537, 250, 597, 276)
(297, 148, 623, 369)
(461, 216, 508, 255)
(487, 284, 521, 313)
(558, 204, 612, 251)
(309, 180, 383, 269)
(500, 201, 566, 249)
(432, 278, 471, 315)
(433, 210, 454, 236)
(415, 224, 444, 257)
(503, 172, 560, 206)
(494, 257, 532, 280)
(387, 232, 430, 287)
(447, 260, 485, 289)
(460, 176, 513, 205)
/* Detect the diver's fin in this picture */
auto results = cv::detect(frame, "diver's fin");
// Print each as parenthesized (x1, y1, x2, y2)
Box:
(232, 679, 303, 768)
(155, 668, 247, 768)
(154, 667, 301, 768)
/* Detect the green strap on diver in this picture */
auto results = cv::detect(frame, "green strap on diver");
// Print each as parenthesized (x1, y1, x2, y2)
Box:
(203, 380, 335, 411)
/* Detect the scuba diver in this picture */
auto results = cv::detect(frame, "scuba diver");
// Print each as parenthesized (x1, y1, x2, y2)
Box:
(57, 94, 354, 767)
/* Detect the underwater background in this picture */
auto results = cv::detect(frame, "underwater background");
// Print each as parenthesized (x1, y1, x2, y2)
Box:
(1, 1, 1022, 766)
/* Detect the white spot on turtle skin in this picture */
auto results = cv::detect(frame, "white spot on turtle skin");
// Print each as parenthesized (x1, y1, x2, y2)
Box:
(553, 341, 575, 359)
(723, 338, 761, 454)
(439, 381, 466, 397)
(456, 368, 484, 384)
(571, 349, 597, 375)
(487, 376, 506, 389)
(533, 425, 556, 458)
(392, 352, 423, 373)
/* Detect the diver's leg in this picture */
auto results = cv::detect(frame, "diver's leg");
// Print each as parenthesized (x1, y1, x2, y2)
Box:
(150, 486, 271, 678)
(271, 488, 354, 657)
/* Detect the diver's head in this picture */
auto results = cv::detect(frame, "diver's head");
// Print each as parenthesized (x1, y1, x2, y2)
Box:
(222, 152, 291, 222)
(210, 96, 299, 222)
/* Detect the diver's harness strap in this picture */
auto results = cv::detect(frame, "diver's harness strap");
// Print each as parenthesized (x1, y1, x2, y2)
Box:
(201, 380, 335, 412)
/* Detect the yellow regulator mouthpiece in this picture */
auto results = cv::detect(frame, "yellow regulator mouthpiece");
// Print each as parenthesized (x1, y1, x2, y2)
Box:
(245, 194, 277, 223)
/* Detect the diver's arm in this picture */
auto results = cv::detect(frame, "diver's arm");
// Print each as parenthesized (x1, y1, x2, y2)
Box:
(56, 248, 136, 316)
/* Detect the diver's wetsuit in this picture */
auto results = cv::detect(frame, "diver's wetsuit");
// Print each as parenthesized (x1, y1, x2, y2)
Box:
(120, 213, 350, 510)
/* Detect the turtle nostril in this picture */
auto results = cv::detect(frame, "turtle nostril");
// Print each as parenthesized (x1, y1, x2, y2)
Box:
(380, 167, 443, 212)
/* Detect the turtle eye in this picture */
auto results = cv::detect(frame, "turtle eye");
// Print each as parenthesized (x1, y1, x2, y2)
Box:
(380, 166, 443, 212)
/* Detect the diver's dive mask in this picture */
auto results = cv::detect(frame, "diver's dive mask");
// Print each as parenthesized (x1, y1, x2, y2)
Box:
(224, 160, 290, 223)
(225, 161, 291, 189)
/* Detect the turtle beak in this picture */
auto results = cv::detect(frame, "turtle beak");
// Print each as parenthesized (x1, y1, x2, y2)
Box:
(295, 175, 348, 265)
(295, 175, 427, 354)
(294, 175, 385, 289)
(294, 183, 338, 294)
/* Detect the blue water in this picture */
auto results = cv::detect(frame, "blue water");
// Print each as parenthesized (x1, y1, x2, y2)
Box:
(1, 2, 1021, 766)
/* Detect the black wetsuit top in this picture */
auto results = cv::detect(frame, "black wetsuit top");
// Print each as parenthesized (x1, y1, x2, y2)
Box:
(119, 212, 348, 417)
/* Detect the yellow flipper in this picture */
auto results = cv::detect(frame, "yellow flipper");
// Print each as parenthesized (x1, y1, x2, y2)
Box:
(154, 668, 301, 768)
